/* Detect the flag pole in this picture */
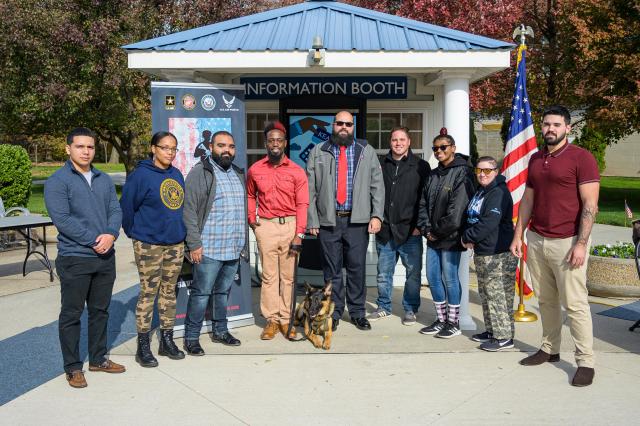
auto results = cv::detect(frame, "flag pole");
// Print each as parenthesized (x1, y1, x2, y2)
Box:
(514, 254, 537, 322)
(511, 24, 537, 323)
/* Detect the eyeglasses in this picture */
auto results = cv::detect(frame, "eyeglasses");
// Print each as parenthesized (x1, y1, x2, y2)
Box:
(431, 144, 452, 152)
(334, 121, 354, 128)
(266, 138, 286, 144)
(155, 145, 179, 153)
(475, 167, 497, 175)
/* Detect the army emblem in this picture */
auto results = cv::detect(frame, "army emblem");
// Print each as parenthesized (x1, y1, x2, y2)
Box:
(165, 95, 176, 110)
(160, 179, 184, 210)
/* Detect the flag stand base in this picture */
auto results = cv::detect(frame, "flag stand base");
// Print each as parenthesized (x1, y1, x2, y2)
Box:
(514, 303, 537, 322)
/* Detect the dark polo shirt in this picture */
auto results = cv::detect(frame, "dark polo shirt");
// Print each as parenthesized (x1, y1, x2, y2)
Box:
(526, 142, 599, 238)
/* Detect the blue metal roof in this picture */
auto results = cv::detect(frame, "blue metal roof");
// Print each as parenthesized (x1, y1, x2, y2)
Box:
(123, 1, 513, 52)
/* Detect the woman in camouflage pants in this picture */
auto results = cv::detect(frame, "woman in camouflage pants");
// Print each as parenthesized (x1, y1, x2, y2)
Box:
(461, 156, 518, 352)
(120, 131, 187, 367)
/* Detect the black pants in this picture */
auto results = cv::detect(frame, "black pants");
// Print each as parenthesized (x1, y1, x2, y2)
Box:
(319, 216, 368, 319)
(56, 254, 116, 373)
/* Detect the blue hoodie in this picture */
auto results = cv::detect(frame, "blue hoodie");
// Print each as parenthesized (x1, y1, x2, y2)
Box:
(120, 159, 187, 245)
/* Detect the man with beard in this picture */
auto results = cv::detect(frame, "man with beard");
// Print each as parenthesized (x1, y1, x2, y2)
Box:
(247, 121, 309, 340)
(183, 131, 249, 354)
(307, 111, 385, 331)
(511, 105, 600, 387)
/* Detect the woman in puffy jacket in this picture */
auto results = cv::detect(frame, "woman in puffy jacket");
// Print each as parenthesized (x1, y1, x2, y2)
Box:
(417, 128, 475, 339)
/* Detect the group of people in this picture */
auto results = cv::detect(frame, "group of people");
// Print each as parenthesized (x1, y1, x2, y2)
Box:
(45, 104, 599, 389)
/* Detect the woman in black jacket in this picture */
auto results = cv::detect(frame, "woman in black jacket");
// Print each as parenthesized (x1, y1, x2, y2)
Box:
(461, 156, 517, 352)
(417, 129, 475, 338)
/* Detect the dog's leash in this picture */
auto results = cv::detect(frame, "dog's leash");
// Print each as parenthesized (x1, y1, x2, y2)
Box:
(286, 249, 307, 342)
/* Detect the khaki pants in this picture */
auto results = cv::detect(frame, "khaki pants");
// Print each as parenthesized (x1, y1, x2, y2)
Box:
(255, 220, 296, 323)
(526, 231, 594, 367)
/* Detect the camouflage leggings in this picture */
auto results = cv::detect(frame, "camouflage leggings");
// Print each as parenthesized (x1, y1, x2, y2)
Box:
(133, 240, 184, 332)
(474, 252, 518, 340)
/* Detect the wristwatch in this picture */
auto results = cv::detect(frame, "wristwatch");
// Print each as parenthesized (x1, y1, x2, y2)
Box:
(296, 233, 306, 239)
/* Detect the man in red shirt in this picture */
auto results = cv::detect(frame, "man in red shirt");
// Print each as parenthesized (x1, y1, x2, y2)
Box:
(247, 121, 309, 340)
(511, 105, 600, 387)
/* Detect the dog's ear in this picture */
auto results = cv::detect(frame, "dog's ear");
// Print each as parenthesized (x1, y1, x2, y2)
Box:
(304, 282, 313, 294)
(323, 281, 332, 296)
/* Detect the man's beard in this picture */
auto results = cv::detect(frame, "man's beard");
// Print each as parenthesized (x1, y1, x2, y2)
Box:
(331, 130, 354, 146)
(544, 130, 566, 146)
(211, 153, 234, 170)
(267, 149, 283, 163)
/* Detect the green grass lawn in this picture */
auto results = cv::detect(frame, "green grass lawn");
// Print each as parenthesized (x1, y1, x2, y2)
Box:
(32, 162, 125, 180)
(597, 176, 640, 227)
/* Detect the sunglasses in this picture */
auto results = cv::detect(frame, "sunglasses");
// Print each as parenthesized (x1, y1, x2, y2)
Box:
(475, 167, 497, 175)
(334, 121, 354, 128)
(431, 144, 452, 152)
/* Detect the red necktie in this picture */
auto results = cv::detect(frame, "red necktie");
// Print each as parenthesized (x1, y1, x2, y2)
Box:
(337, 145, 347, 205)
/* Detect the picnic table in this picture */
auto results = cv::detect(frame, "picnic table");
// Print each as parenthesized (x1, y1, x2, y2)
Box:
(0, 216, 54, 282)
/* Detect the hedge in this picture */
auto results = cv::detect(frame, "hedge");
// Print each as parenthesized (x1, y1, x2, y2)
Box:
(0, 144, 32, 209)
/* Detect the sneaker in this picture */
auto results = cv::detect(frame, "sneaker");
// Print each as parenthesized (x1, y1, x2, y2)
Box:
(471, 331, 493, 343)
(480, 338, 514, 352)
(402, 311, 417, 326)
(366, 308, 391, 322)
(419, 320, 446, 335)
(435, 322, 461, 339)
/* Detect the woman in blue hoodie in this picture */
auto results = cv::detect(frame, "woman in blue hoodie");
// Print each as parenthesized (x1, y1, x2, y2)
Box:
(461, 156, 517, 352)
(120, 131, 187, 367)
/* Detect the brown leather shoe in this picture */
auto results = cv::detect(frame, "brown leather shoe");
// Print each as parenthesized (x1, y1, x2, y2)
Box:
(66, 370, 87, 388)
(260, 321, 279, 340)
(519, 349, 560, 366)
(280, 323, 297, 339)
(572, 367, 595, 387)
(88, 359, 126, 374)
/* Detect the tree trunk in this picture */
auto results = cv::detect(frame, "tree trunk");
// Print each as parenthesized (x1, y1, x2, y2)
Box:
(109, 147, 119, 164)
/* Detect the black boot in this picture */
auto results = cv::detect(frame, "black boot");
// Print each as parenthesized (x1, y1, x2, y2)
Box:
(158, 329, 185, 360)
(136, 332, 158, 367)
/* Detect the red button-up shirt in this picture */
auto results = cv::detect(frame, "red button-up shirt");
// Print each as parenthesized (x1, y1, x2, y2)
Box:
(247, 155, 309, 234)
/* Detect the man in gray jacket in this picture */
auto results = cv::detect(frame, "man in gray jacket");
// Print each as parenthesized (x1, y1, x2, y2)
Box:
(182, 131, 249, 355)
(307, 111, 385, 331)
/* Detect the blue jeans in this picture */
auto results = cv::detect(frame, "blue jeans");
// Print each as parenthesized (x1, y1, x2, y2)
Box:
(426, 246, 462, 305)
(375, 235, 423, 313)
(184, 256, 239, 339)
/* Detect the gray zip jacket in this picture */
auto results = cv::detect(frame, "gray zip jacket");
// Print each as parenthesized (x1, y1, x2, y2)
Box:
(306, 138, 385, 227)
(183, 158, 249, 261)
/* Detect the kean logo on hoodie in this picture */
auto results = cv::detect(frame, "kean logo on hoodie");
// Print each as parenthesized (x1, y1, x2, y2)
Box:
(160, 179, 184, 209)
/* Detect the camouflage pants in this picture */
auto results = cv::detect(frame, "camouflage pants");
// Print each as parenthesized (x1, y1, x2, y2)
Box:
(474, 252, 518, 340)
(133, 240, 184, 332)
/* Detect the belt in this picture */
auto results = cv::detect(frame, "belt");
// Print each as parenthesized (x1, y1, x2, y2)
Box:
(336, 210, 352, 217)
(260, 216, 296, 224)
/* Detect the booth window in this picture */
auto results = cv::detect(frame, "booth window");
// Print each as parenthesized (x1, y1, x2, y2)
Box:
(246, 112, 279, 166)
(367, 112, 424, 158)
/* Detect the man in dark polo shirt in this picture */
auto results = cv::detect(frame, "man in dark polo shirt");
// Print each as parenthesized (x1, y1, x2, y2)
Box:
(510, 105, 600, 387)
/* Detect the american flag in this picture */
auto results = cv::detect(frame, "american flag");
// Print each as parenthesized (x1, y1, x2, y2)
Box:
(501, 44, 537, 297)
(625, 200, 633, 219)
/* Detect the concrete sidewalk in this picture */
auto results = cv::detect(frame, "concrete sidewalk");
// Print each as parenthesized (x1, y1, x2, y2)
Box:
(0, 224, 638, 424)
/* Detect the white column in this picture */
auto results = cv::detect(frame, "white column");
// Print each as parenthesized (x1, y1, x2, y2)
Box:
(442, 72, 476, 331)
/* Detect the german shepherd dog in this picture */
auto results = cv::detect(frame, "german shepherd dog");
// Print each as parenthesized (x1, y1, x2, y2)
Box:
(294, 282, 335, 350)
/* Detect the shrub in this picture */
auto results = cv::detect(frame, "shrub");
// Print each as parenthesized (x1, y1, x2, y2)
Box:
(591, 242, 635, 259)
(0, 144, 32, 208)
(574, 126, 607, 172)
